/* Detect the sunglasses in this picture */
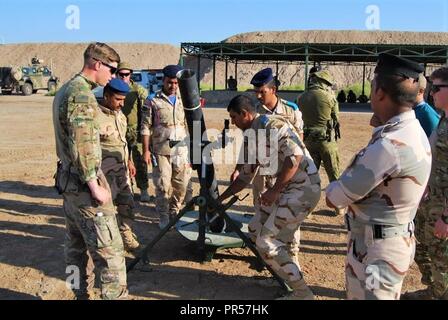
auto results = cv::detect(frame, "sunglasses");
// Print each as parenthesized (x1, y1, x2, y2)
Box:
(431, 83, 448, 93)
(92, 57, 117, 74)
(118, 72, 132, 78)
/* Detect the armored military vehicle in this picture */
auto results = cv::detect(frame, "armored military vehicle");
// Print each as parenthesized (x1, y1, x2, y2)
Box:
(0, 56, 58, 95)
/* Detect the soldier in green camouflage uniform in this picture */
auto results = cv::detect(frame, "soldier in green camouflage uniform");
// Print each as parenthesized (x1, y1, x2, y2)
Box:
(297, 70, 341, 183)
(219, 95, 321, 300)
(141, 65, 192, 229)
(52, 43, 127, 300)
(326, 54, 431, 300)
(413, 67, 448, 300)
(98, 78, 140, 252)
(116, 62, 151, 202)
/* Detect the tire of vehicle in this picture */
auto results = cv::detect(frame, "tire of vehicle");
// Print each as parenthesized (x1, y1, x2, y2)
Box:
(48, 81, 57, 93)
(21, 83, 33, 96)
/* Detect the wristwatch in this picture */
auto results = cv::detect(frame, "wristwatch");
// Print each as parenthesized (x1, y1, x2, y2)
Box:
(442, 215, 448, 224)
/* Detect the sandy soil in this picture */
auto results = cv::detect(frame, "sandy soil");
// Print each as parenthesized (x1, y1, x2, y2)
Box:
(0, 94, 425, 300)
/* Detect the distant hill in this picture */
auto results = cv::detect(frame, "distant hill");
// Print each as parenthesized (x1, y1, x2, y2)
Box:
(0, 30, 445, 90)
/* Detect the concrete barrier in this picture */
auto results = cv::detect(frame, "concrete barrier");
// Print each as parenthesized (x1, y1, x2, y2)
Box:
(201, 90, 371, 113)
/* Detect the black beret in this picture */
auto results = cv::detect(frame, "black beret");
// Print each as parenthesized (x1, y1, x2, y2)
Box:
(374, 53, 424, 79)
(250, 68, 274, 87)
(163, 65, 182, 78)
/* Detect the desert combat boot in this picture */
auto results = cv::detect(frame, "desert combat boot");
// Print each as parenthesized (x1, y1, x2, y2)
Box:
(121, 229, 140, 252)
(276, 279, 315, 300)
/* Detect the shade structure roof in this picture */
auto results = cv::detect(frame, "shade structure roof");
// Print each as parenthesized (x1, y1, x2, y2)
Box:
(181, 42, 448, 65)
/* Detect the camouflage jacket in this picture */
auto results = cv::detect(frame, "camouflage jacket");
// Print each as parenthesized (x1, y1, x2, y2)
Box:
(256, 97, 304, 135)
(238, 114, 319, 190)
(427, 113, 448, 202)
(97, 104, 129, 176)
(297, 83, 340, 139)
(52, 73, 101, 183)
(140, 90, 188, 156)
(326, 110, 432, 226)
(121, 80, 148, 147)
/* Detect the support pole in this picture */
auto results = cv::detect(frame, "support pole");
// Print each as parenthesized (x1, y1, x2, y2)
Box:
(362, 63, 366, 96)
(304, 45, 309, 90)
(212, 56, 216, 91)
(235, 60, 238, 91)
(197, 55, 201, 90)
(225, 60, 228, 90)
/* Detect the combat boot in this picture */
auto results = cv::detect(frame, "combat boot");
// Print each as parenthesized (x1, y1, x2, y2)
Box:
(121, 230, 140, 252)
(401, 288, 434, 300)
(276, 279, 314, 300)
(140, 189, 152, 203)
(74, 289, 94, 300)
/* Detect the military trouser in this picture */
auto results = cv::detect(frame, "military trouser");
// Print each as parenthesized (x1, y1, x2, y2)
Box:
(415, 195, 448, 299)
(153, 153, 192, 220)
(62, 174, 127, 300)
(249, 178, 320, 289)
(304, 137, 340, 182)
(184, 180, 193, 204)
(130, 143, 149, 190)
(250, 173, 301, 264)
(105, 168, 135, 234)
(345, 215, 415, 300)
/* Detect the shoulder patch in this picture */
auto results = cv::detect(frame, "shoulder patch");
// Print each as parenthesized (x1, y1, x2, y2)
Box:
(284, 100, 299, 111)
(259, 114, 269, 127)
(144, 93, 156, 105)
(74, 94, 90, 104)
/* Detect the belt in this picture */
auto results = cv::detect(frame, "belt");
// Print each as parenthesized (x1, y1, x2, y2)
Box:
(345, 214, 414, 240)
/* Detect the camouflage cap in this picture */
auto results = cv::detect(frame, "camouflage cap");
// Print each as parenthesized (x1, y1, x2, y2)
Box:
(312, 70, 334, 85)
(117, 62, 133, 72)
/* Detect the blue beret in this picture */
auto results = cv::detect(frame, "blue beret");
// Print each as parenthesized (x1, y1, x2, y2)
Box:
(105, 78, 130, 95)
(375, 53, 424, 79)
(163, 65, 182, 78)
(250, 68, 274, 87)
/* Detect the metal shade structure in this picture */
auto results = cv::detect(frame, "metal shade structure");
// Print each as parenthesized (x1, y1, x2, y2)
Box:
(180, 42, 448, 90)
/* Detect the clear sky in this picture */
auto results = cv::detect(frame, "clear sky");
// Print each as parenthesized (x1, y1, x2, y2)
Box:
(0, 0, 447, 45)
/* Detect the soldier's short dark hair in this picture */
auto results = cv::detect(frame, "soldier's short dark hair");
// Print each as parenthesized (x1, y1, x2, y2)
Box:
(430, 67, 448, 83)
(374, 73, 419, 107)
(227, 95, 256, 115)
(84, 42, 120, 65)
(103, 84, 114, 98)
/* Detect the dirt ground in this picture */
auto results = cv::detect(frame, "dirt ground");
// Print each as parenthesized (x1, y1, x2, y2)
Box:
(0, 94, 425, 300)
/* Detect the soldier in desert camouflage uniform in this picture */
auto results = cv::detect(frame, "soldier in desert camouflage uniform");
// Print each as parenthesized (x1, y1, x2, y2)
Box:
(52, 42, 127, 300)
(326, 53, 431, 300)
(219, 95, 321, 300)
(412, 67, 448, 300)
(98, 78, 140, 252)
(116, 62, 152, 203)
(230, 68, 304, 265)
(141, 65, 192, 229)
